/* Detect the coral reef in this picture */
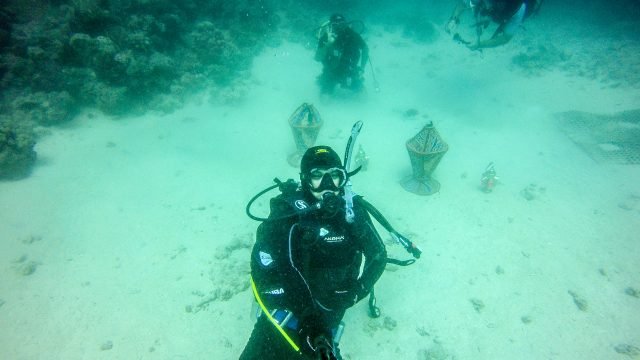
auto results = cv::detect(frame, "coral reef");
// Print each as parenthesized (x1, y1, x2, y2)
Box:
(0, 114, 37, 180)
(0, 0, 285, 179)
(11, 91, 76, 126)
(1, 0, 280, 119)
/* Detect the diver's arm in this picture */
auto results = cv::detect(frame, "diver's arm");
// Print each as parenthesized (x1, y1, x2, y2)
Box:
(352, 209, 387, 299)
(250, 222, 292, 310)
(471, 31, 512, 49)
(250, 228, 315, 316)
(359, 40, 369, 70)
(314, 33, 329, 62)
(250, 201, 315, 315)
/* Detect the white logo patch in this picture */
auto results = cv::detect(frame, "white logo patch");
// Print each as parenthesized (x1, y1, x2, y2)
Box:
(319, 228, 329, 237)
(259, 251, 273, 266)
(265, 288, 284, 295)
(324, 235, 345, 243)
(294, 200, 308, 210)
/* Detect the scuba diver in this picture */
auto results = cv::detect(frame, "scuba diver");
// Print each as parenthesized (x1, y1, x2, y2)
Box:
(241, 122, 421, 360)
(445, 0, 542, 50)
(314, 14, 369, 94)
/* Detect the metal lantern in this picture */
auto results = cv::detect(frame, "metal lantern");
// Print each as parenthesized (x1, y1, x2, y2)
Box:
(401, 122, 448, 195)
(287, 103, 323, 167)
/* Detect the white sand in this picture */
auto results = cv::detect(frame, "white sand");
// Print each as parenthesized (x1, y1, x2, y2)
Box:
(1, 12, 640, 360)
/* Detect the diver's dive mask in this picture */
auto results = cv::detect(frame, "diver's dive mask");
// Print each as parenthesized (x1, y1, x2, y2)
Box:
(308, 167, 347, 192)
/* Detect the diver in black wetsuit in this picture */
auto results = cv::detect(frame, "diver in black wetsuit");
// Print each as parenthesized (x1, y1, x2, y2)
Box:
(445, 0, 541, 49)
(240, 145, 387, 360)
(315, 14, 369, 94)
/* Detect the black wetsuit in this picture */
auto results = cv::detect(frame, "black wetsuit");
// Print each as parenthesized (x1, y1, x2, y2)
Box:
(239, 190, 387, 360)
(315, 26, 369, 94)
(473, 0, 538, 40)
(480, 0, 538, 23)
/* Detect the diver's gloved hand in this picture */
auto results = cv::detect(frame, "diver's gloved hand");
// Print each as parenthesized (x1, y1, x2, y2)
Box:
(298, 314, 333, 358)
(312, 335, 337, 360)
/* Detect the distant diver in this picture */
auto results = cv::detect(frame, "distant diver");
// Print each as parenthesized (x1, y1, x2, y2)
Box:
(445, 0, 543, 50)
(314, 14, 369, 94)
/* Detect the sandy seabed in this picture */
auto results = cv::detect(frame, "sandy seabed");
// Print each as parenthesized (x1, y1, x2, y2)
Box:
(1, 15, 640, 360)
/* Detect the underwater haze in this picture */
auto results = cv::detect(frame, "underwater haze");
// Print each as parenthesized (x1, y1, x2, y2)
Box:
(1, 0, 639, 359)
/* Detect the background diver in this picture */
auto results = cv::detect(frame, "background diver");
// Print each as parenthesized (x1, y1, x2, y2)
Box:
(445, 0, 542, 50)
(314, 14, 369, 94)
